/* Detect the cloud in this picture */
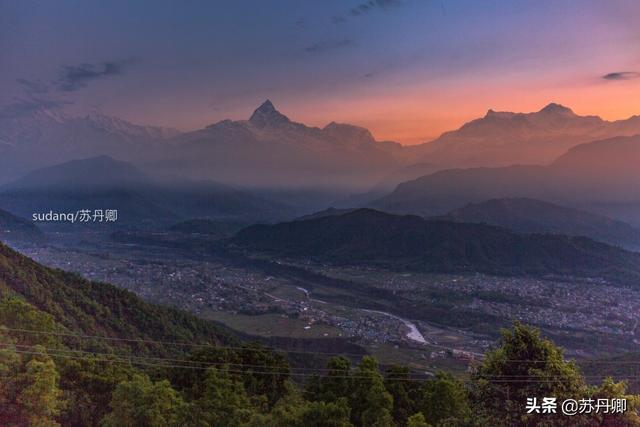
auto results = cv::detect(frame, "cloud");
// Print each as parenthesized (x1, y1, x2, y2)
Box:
(16, 78, 50, 95)
(1, 76, 70, 119)
(602, 71, 640, 81)
(0, 97, 72, 119)
(333, 0, 401, 24)
(55, 60, 131, 92)
(304, 39, 353, 53)
(350, 0, 401, 16)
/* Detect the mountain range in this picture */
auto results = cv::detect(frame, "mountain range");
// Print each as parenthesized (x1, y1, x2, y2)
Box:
(151, 100, 640, 192)
(408, 103, 640, 169)
(232, 208, 640, 285)
(5, 101, 637, 192)
(0, 110, 178, 182)
(151, 100, 403, 189)
(372, 135, 640, 223)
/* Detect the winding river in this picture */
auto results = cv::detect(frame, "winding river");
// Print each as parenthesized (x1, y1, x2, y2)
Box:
(297, 286, 426, 344)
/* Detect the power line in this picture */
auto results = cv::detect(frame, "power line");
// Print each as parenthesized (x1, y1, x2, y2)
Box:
(2, 347, 440, 382)
(2, 343, 636, 384)
(1, 342, 384, 374)
(1, 342, 434, 379)
(4, 326, 640, 365)
(1, 326, 371, 358)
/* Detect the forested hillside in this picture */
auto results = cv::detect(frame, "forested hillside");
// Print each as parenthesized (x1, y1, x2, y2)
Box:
(233, 209, 640, 285)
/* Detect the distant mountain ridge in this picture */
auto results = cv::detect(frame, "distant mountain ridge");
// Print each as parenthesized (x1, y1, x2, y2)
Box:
(232, 208, 640, 285)
(373, 135, 640, 220)
(0, 109, 179, 182)
(0, 156, 294, 227)
(7, 155, 151, 190)
(438, 198, 640, 251)
(408, 103, 640, 169)
(2, 100, 639, 190)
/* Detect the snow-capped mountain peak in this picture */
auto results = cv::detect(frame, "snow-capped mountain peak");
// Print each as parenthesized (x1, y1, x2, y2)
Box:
(249, 100, 292, 127)
(537, 102, 575, 116)
(84, 112, 180, 140)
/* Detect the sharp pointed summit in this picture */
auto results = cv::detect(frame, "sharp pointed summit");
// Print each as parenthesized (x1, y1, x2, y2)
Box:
(538, 102, 575, 116)
(249, 99, 291, 127)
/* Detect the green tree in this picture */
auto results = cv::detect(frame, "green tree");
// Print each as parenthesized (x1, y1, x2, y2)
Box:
(471, 323, 587, 427)
(0, 339, 64, 427)
(350, 356, 395, 427)
(310, 356, 353, 403)
(101, 374, 185, 427)
(299, 399, 354, 427)
(16, 356, 65, 427)
(385, 365, 420, 426)
(0, 298, 60, 348)
(252, 392, 353, 427)
(57, 356, 136, 427)
(590, 377, 640, 426)
(407, 412, 432, 427)
(182, 366, 255, 427)
(420, 371, 469, 426)
(172, 344, 290, 408)
(0, 338, 23, 425)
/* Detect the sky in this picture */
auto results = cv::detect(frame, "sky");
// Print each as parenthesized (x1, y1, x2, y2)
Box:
(1, 0, 639, 144)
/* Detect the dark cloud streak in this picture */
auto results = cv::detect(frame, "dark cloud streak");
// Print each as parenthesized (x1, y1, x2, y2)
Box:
(350, 0, 401, 16)
(602, 71, 640, 81)
(333, 0, 401, 24)
(56, 60, 131, 92)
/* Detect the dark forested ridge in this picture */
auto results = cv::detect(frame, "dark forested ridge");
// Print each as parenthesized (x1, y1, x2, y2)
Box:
(233, 208, 640, 285)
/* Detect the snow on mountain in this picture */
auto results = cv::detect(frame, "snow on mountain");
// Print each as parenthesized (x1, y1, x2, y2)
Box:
(154, 100, 402, 189)
(83, 112, 180, 140)
(0, 109, 180, 183)
(409, 103, 640, 168)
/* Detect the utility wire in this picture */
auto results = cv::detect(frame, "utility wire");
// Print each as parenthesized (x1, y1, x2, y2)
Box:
(3, 326, 639, 365)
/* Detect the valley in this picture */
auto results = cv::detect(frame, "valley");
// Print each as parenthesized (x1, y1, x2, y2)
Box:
(16, 222, 640, 378)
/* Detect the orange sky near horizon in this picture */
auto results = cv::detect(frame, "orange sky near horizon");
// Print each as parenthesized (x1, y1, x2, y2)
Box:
(4, 1, 639, 146)
(290, 74, 640, 145)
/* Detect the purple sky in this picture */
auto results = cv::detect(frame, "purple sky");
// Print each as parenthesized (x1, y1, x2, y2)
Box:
(1, 0, 639, 143)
